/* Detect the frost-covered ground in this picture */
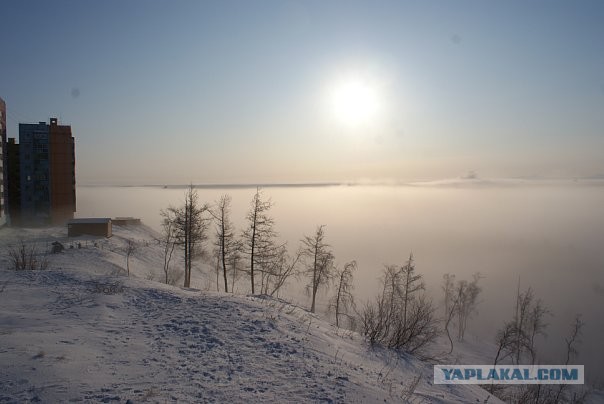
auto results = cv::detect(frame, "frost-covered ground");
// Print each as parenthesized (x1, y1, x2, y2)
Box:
(0, 223, 586, 402)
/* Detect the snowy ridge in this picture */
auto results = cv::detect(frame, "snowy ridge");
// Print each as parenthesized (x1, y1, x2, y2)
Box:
(0, 225, 501, 402)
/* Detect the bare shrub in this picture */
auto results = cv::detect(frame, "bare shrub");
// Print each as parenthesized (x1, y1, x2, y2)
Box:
(86, 281, 125, 295)
(362, 255, 440, 356)
(7, 241, 49, 271)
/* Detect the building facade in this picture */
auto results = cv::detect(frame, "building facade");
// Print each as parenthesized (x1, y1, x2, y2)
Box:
(6, 138, 20, 225)
(18, 118, 75, 225)
(19, 122, 51, 224)
(49, 118, 76, 224)
(0, 97, 6, 226)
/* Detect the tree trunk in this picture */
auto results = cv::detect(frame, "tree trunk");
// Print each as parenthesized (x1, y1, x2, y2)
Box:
(335, 273, 343, 327)
(184, 200, 189, 288)
(310, 246, 318, 313)
(250, 210, 257, 294)
(215, 251, 220, 291)
(222, 246, 228, 293)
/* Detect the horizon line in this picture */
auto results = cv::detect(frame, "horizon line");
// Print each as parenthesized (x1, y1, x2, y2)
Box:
(77, 176, 604, 189)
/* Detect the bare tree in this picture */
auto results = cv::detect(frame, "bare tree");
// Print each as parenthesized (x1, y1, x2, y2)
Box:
(442, 274, 459, 354)
(509, 286, 551, 365)
(491, 286, 549, 367)
(328, 260, 357, 328)
(513, 285, 533, 364)
(489, 321, 520, 394)
(442, 273, 483, 344)
(555, 314, 584, 402)
(159, 210, 177, 284)
(241, 188, 279, 294)
(553, 314, 585, 403)
(211, 194, 239, 293)
(260, 245, 301, 297)
(442, 273, 456, 317)
(489, 305, 568, 403)
(301, 225, 335, 313)
(527, 298, 549, 365)
(455, 273, 482, 341)
(125, 239, 137, 276)
(166, 185, 210, 288)
(563, 314, 584, 367)
(400, 254, 424, 330)
(492, 321, 520, 368)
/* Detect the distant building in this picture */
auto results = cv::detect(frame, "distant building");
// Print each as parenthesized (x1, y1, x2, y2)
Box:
(19, 121, 50, 224)
(49, 118, 76, 223)
(67, 218, 112, 238)
(18, 118, 75, 225)
(6, 138, 20, 225)
(112, 217, 141, 226)
(0, 97, 6, 226)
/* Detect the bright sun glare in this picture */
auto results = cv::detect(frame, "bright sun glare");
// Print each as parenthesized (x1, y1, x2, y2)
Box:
(330, 78, 380, 127)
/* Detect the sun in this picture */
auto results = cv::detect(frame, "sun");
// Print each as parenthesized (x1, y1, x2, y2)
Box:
(330, 78, 380, 127)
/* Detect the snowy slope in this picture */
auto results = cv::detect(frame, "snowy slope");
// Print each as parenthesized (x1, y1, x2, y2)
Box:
(0, 225, 501, 403)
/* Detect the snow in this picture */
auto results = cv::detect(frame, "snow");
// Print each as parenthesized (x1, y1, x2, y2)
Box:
(0, 224, 509, 402)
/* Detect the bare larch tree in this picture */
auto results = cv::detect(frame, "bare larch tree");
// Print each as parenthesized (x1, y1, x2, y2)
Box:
(166, 185, 209, 288)
(241, 188, 279, 294)
(400, 254, 424, 329)
(301, 225, 335, 313)
(211, 194, 239, 293)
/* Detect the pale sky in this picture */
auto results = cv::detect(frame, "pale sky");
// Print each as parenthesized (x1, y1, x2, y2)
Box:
(1, 0, 603, 184)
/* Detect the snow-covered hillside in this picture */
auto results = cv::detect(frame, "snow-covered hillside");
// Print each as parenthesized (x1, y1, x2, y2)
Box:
(1, 224, 503, 402)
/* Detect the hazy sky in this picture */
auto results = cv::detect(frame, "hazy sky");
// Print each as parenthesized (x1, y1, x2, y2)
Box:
(1, 0, 603, 184)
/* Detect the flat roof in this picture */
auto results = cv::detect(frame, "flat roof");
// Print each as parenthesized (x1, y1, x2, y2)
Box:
(68, 218, 111, 224)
